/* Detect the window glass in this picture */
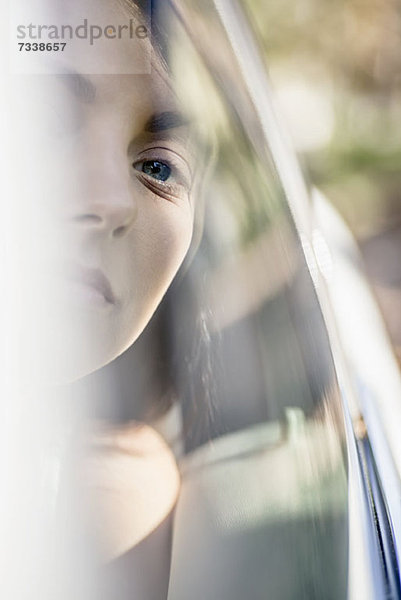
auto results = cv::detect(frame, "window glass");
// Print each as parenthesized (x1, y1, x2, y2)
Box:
(80, 2, 350, 598)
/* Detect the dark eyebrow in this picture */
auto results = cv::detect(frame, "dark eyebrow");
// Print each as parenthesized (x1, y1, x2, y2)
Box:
(55, 69, 96, 103)
(144, 111, 189, 133)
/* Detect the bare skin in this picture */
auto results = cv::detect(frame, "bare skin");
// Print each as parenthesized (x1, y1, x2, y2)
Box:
(24, 0, 197, 583)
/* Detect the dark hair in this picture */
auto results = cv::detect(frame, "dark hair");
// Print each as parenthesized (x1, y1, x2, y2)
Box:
(119, 0, 170, 68)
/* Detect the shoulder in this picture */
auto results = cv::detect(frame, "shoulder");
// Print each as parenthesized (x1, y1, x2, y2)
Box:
(83, 421, 180, 560)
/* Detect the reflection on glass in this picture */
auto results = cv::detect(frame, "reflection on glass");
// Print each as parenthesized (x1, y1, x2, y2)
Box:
(4, 1, 349, 599)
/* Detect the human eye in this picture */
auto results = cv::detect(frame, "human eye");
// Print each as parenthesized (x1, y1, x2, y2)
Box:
(132, 147, 192, 202)
(136, 159, 172, 182)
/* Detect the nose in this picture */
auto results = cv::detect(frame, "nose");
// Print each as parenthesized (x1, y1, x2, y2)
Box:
(69, 143, 138, 238)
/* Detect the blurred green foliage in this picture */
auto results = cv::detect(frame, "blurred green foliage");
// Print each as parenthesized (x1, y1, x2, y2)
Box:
(246, 0, 401, 239)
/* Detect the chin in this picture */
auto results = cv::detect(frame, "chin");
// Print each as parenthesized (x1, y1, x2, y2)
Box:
(25, 338, 117, 387)
(22, 288, 165, 386)
(34, 317, 152, 387)
(20, 319, 119, 388)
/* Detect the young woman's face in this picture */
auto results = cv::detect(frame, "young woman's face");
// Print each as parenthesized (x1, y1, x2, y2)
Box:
(28, 0, 197, 382)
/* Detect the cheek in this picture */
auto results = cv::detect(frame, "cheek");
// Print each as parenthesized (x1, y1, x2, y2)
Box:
(157, 207, 193, 261)
(147, 205, 194, 285)
(91, 203, 194, 369)
(125, 202, 194, 309)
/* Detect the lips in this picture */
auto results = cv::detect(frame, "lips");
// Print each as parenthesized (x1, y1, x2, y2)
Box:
(63, 261, 116, 305)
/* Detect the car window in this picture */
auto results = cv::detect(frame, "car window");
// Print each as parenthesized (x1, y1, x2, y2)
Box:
(82, 2, 350, 598)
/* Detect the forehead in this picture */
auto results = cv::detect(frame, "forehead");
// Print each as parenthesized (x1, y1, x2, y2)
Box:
(39, 0, 152, 76)
(58, 69, 177, 114)
(44, 0, 178, 126)
(27, 0, 198, 147)
(48, 72, 190, 150)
